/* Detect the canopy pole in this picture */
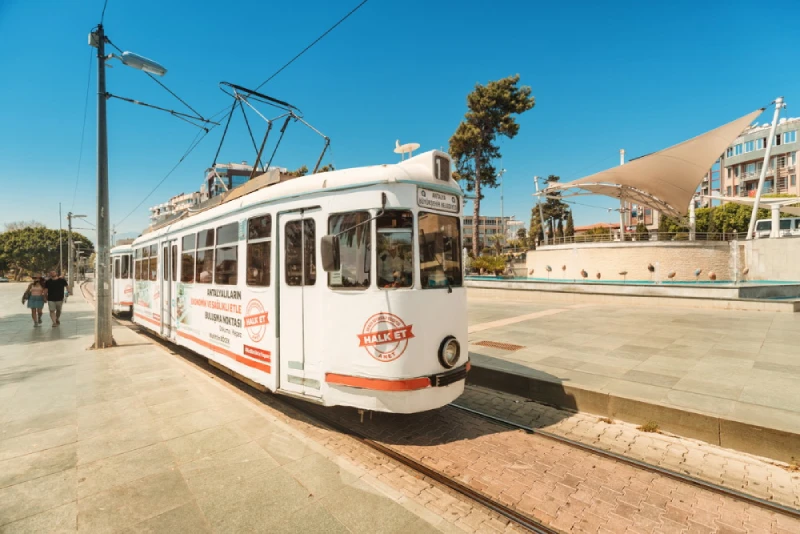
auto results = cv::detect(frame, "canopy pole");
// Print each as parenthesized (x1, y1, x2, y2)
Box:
(619, 197, 625, 241)
(747, 97, 784, 240)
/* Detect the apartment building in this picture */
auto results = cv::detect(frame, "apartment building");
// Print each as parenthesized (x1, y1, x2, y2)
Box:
(720, 117, 799, 198)
(463, 215, 520, 248)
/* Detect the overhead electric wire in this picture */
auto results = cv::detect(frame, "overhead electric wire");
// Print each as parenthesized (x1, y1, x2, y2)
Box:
(114, 128, 212, 227)
(70, 47, 94, 211)
(253, 0, 370, 92)
(99, 0, 109, 24)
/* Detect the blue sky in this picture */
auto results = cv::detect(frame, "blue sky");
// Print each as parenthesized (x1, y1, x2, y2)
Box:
(2, 0, 799, 241)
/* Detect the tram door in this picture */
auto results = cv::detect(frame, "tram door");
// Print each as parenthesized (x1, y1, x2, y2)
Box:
(278, 210, 323, 398)
(160, 240, 177, 338)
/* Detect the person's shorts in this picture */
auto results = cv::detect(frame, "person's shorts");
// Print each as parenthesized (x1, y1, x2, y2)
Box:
(48, 300, 63, 313)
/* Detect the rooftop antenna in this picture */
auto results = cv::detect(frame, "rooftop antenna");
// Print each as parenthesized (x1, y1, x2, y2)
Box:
(394, 139, 420, 161)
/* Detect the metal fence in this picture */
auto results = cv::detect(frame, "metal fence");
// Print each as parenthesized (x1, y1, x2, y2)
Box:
(546, 232, 748, 246)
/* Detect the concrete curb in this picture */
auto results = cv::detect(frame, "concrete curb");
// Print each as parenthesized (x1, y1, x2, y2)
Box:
(467, 364, 800, 464)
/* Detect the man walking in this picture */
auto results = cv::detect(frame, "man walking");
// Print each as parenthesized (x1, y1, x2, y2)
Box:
(43, 270, 68, 327)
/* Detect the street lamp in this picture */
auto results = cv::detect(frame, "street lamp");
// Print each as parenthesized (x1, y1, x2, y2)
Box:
(498, 168, 506, 249)
(89, 24, 167, 349)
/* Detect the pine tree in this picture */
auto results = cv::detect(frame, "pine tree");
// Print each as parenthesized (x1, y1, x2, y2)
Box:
(565, 211, 575, 237)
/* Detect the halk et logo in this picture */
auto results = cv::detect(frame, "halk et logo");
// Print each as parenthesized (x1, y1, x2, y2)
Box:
(357, 312, 415, 362)
(244, 299, 269, 342)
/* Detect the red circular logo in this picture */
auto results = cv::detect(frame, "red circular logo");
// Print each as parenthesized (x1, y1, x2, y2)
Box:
(244, 299, 269, 342)
(357, 312, 415, 362)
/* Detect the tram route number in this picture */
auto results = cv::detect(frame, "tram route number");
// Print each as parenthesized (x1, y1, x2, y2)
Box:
(417, 187, 459, 214)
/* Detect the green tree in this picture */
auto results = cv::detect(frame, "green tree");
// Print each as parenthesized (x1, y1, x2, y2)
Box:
(542, 175, 569, 230)
(4, 221, 45, 231)
(449, 75, 535, 255)
(0, 227, 93, 279)
(516, 227, 527, 241)
(634, 222, 649, 240)
(287, 163, 334, 177)
(529, 207, 544, 248)
(565, 210, 575, 237)
(556, 218, 564, 239)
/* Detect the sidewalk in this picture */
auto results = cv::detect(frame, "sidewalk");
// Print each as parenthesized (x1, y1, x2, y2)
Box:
(467, 295, 800, 462)
(0, 284, 443, 532)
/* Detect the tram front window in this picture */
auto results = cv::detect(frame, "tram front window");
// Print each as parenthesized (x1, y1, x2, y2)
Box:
(418, 212, 462, 289)
(376, 210, 413, 289)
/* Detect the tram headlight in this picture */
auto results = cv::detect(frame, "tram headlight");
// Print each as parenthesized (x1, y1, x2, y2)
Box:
(438, 336, 460, 368)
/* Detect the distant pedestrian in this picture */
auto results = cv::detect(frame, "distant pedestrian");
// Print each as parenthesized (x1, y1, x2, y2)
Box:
(43, 270, 68, 327)
(23, 278, 46, 327)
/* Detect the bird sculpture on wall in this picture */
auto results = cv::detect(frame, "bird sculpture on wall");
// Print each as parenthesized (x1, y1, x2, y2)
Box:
(647, 263, 655, 281)
(619, 270, 628, 283)
(580, 269, 588, 280)
(694, 268, 702, 281)
(708, 271, 717, 281)
(545, 265, 552, 280)
(596, 272, 601, 280)
(741, 267, 749, 283)
(667, 271, 676, 281)
(529, 268, 535, 276)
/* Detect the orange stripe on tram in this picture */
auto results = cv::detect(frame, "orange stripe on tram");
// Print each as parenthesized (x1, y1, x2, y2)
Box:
(120, 301, 133, 306)
(325, 373, 431, 391)
(177, 331, 271, 374)
(134, 312, 160, 326)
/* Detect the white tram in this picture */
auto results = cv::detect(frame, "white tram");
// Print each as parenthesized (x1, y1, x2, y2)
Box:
(110, 244, 134, 315)
(130, 150, 468, 413)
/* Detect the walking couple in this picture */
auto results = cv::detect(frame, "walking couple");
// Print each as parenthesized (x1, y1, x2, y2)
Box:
(22, 271, 69, 327)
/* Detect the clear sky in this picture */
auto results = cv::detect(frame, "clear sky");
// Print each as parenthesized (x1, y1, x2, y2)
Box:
(2, 0, 799, 241)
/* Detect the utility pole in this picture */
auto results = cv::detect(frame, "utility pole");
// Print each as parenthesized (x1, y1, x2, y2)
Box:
(498, 168, 506, 249)
(619, 149, 626, 242)
(747, 97, 785, 240)
(67, 213, 74, 291)
(534, 176, 548, 246)
(94, 23, 113, 348)
(59, 203, 63, 275)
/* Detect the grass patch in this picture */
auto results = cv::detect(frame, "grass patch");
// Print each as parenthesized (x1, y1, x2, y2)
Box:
(637, 421, 660, 433)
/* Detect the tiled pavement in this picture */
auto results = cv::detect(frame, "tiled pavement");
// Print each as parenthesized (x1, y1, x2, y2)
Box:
(467, 297, 800, 436)
(0, 284, 452, 532)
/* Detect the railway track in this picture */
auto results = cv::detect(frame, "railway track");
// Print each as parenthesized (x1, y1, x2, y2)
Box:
(84, 283, 800, 532)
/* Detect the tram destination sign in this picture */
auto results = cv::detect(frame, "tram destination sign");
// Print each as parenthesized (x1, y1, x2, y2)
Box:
(417, 187, 459, 214)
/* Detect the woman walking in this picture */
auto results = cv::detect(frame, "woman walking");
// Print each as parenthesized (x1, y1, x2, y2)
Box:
(24, 278, 46, 326)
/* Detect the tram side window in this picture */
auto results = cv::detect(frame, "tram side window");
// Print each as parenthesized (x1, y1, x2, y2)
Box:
(149, 244, 158, 281)
(139, 247, 148, 281)
(376, 210, 414, 289)
(285, 220, 316, 286)
(181, 234, 196, 283)
(328, 212, 370, 289)
(418, 212, 462, 289)
(215, 222, 238, 286)
(247, 215, 271, 287)
(195, 229, 215, 284)
(162, 246, 169, 281)
(171, 245, 177, 282)
(114, 258, 120, 279)
(121, 255, 130, 279)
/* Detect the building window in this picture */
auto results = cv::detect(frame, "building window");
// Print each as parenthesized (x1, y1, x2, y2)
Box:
(792, 175, 797, 187)
(246, 215, 271, 287)
(792, 152, 797, 167)
(149, 245, 158, 282)
(784, 131, 797, 144)
(744, 141, 754, 153)
(746, 163, 755, 175)
(285, 219, 316, 286)
(181, 234, 195, 283)
(376, 210, 413, 289)
(195, 229, 215, 284)
(734, 166, 740, 177)
(727, 186, 732, 196)
(726, 147, 734, 158)
(328, 212, 371, 290)
(214, 222, 238, 285)
(756, 138, 765, 150)
(734, 144, 743, 155)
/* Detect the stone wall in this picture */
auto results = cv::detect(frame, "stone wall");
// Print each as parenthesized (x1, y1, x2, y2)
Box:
(525, 241, 734, 282)
(744, 238, 800, 281)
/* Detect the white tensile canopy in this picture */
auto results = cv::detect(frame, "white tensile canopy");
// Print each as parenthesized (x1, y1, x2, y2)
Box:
(546, 109, 765, 217)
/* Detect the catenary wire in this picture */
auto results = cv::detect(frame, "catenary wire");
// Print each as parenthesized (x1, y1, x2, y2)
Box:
(100, 0, 109, 24)
(70, 47, 94, 211)
(114, 128, 212, 227)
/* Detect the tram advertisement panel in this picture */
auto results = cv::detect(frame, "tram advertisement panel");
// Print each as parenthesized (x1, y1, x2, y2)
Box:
(176, 283, 272, 376)
(135, 281, 151, 309)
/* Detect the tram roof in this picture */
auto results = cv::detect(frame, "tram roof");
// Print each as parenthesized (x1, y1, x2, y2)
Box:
(132, 150, 460, 245)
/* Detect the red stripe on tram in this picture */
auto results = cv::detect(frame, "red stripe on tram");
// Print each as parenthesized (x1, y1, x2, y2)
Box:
(177, 331, 271, 374)
(134, 313, 160, 326)
(325, 373, 431, 391)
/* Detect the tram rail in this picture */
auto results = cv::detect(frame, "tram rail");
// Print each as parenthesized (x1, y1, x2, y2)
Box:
(82, 281, 800, 531)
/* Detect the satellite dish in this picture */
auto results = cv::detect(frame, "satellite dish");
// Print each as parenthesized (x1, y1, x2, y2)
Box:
(394, 139, 420, 160)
